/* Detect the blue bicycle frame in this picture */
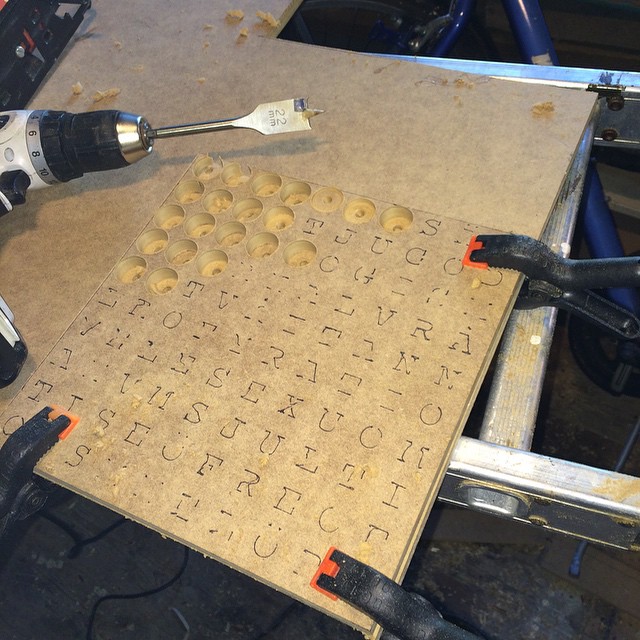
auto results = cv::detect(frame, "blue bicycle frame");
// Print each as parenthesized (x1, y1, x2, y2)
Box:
(432, 0, 639, 315)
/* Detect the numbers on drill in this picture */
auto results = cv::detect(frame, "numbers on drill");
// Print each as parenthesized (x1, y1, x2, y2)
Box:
(268, 108, 287, 128)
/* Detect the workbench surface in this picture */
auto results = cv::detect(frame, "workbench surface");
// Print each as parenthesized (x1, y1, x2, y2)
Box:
(0, 1, 596, 635)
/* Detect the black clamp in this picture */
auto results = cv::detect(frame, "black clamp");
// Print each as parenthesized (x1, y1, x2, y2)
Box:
(0, 406, 78, 540)
(463, 234, 640, 341)
(311, 547, 481, 640)
(0, 297, 28, 387)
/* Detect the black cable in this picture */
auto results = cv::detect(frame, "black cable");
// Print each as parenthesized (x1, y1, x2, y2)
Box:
(39, 510, 84, 547)
(67, 516, 127, 559)
(251, 601, 300, 639)
(40, 509, 128, 558)
(86, 544, 190, 640)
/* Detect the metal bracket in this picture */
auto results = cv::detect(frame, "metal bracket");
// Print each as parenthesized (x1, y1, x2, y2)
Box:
(440, 437, 640, 551)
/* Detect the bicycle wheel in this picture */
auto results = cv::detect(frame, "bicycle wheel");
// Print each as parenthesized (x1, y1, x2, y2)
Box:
(567, 313, 640, 397)
(279, 0, 449, 55)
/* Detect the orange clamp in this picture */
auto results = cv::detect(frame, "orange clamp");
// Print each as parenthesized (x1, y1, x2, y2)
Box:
(48, 404, 81, 440)
(310, 546, 341, 601)
(462, 235, 488, 270)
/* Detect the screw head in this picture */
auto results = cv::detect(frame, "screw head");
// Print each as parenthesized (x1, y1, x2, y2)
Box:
(606, 94, 625, 111)
(15, 45, 26, 58)
(601, 128, 618, 142)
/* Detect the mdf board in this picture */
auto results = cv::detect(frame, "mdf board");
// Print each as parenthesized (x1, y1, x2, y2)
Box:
(0, 1, 596, 409)
(1, 156, 519, 634)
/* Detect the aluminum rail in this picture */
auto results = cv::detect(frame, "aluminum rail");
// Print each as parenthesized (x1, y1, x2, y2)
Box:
(381, 56, 640, 149)
(477, 116, 598, 449)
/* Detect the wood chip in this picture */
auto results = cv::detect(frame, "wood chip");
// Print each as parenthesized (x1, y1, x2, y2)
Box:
(226, 9, 244, 21)
(92, 88, 121, 102)
(71, 82, 83, 95)
(256, 10, 280, 27)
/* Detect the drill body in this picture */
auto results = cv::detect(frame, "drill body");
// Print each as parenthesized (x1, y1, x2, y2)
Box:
(0, 109, 152, 214)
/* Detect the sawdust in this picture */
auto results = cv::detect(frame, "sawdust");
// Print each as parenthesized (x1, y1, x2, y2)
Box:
(71, 82, 83, 95)
(532, 101, 555, 118)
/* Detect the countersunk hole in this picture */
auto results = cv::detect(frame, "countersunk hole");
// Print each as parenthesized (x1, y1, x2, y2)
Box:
(247, 232, 279, 258)
(203, 189, 233, 214)
(221, 162, 250, 187)
(166, 239, 198, 266)
(251, 172, 282, 197)
(154, 204, 185, 230)
(234, 197, 264, 222)
(116, 256, 147, 283)
(344, 198, 376, 224)
(311, 187, 344, 213)
(147, 267, 178, 295)
(193, 156, 219, 181)
(283, 240, 317, 267)
(215, 221, 246, 247)
(174, 179, 205, 204)
(280, 181, 311, 206)
(380, 206, 413, 232)
(264, 206, 295, 231)
(136, 228, 169, 255)
(185, 212, 216, 238)
(196, 249, 228, 276)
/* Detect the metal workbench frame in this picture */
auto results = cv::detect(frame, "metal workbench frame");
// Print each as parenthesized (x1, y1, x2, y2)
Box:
(401, 59, 640, 550)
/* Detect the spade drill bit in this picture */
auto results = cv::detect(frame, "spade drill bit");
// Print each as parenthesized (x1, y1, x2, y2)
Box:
(146, 98, 324, 140)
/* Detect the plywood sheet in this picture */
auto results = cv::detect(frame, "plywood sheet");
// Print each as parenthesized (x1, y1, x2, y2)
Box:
(1, 157, 518, 634)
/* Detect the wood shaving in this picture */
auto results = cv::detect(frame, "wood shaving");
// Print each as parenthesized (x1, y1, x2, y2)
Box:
(130, 64, 145, 72)
(113, 39, 122, 49)
(237, 27, 249, 40)
(226, 9, 244, 21)
(196, 77, 206, 84)
(454, 77, 474, 89)
(203, 23, 214, 30)
(93, 88, 121, 102)
(532, 101, 555, 118)
(256, 10, 280, 27)
(71, 82, 83, 95)
(203, 41, 210, 49)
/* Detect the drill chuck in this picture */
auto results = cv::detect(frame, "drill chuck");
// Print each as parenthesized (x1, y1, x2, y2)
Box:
(35, 110, 153, 183)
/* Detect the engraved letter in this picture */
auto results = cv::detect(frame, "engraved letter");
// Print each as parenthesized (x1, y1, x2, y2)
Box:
(237, 469, 260, 497)
(241, 380, 266, 404)
(124, 421, 151, 446)
(184, 401, 209, 424)
(197, 453, 223, 475)
(274, 486, 302, 515)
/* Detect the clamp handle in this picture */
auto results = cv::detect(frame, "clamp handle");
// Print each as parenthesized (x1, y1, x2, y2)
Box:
(0, 406, 79, 538)
(312, 547, 482, 640)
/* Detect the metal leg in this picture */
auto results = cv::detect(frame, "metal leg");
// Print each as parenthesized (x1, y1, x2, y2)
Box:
(478, 118, 596, 449)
